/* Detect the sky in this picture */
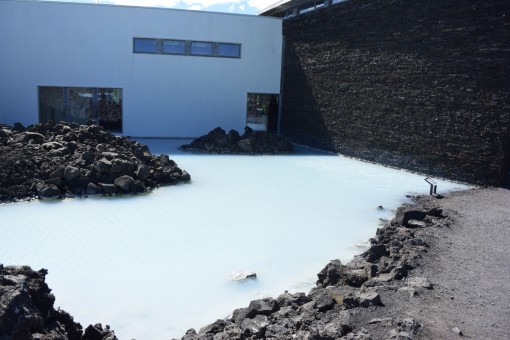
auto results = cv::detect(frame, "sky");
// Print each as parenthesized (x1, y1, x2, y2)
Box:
(36, 0, 279, 15)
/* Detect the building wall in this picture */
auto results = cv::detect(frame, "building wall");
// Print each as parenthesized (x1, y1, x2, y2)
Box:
(280, 0, 510, 185)
(0, 0, 282, 137)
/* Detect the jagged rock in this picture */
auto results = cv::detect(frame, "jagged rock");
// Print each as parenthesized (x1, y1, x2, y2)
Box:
(199, 319, 227, 335)
(276, 291, 310, 307)
(357, 291, 383, 307)
(180, 127, 293, 154)
(0, 265, 116, 340)
(86, 182, 102, 195)
(64, 166, 81, 182)
(317, 259, 345, 287)
(114, 175, 134, 191)
(237, 138, 254, 152)
(98, 183, 117, 195)
(345, 269, 369, 287)
(364, 244, 389, 263)
(241, 315, 269, 338)
(246, 298, 279, 318)
(321, 319, 351, 338)
(135, 164, 150, 180)
(313, 291, 336, 312)
(131, 180, 146, 194)
(230, 270, 257, 281)
(37, 184, 62, 199)
(0, 122, 190, 203)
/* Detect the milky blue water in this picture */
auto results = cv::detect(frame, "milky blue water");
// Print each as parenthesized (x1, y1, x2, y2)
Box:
(0, 140, 470, 339)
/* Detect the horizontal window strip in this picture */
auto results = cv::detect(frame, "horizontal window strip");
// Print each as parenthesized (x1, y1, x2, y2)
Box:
(133, 38, 241, 59)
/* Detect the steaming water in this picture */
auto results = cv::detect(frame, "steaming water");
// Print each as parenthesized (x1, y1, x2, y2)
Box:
(0, 140, 470, 339)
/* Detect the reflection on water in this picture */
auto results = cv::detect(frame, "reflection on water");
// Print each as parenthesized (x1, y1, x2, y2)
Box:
(0, 140, 470, 339)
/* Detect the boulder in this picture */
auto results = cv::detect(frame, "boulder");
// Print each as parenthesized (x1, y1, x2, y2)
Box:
(86, 183, 102, 195)
(364, 244, 389, 263)
(64, 166, 81, 182)
(37, 184, 62, 200)
(317, 259, 345, 287)
(98, 183, 117, 195)
(357, 291, 383, 307)
(246, 298, 279, 318)
(113, 175, 134, 192)
(241, 315, 269, 338)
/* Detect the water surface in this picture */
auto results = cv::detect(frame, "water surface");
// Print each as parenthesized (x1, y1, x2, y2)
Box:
(0, 140, 470, 339)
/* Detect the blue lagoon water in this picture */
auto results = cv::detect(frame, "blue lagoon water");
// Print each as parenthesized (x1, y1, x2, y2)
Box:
(0, 140, 470, 339)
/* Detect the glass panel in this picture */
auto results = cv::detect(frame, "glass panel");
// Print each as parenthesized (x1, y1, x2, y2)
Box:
(191, 41, 213, 56)
(316, 0, 325, 8)
(39, 87, 66, 123)
(218, 43, 241, 58)
(98, 88, 122, 133)
(134, 38, 158, 53)
(163, 40, 186, 54)
(68, 87, 94, 125)
(246, 93, 279, 132)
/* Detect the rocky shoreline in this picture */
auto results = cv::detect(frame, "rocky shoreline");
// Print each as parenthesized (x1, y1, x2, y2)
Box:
(175, 195, 448, 339)
(180, 127, 294, 154)
(0, 265, 117, 340)
(0, 122, 190, 204)
(2, 188, 509, 339)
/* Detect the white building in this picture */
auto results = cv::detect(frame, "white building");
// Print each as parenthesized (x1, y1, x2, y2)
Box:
(0, 0, 282, 137)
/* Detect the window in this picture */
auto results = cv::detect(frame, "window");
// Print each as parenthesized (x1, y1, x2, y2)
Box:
(218, 43, 241, 58)
(133, 38, 241, 59)
(133, 38, 159, 53)
(39, 86, 123, 133)
(163, 40, 186, 55)
(191, 41, 214, 56)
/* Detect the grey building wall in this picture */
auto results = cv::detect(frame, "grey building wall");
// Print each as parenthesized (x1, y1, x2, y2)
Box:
(280, 0, 510, 186)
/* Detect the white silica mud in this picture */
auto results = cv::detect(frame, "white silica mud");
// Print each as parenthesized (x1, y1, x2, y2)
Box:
(0, 140, 471, 339)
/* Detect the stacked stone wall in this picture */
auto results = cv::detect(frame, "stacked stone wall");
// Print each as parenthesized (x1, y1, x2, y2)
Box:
(280, 0, 510, 185)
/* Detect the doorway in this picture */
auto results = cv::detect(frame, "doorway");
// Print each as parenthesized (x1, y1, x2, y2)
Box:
(246, 93, 279, 133)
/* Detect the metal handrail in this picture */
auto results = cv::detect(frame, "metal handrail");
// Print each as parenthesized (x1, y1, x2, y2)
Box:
(424, 177, 437, 196)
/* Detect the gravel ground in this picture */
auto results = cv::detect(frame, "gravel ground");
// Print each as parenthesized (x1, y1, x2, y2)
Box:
(348, 187, 510, 339)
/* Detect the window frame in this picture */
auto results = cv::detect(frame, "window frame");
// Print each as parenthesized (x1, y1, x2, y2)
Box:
(133, 38, 160, 54)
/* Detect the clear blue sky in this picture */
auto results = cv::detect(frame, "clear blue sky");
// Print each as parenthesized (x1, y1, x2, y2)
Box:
(37, 0, 277, 15)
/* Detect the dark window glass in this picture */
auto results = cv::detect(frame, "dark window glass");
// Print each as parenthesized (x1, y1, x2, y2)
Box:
(191, 41, 213, 56)
(163, 40, 186, 54)
(218, 43, 241, 58)
(134, 38, 158, 53)
(39, 87, 66, 123)
(39, 86, 122, 133)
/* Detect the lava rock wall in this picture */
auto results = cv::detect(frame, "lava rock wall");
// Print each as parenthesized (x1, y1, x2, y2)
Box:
(280, 0, 510, 185)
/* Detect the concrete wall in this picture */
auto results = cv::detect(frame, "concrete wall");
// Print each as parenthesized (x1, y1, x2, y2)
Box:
(0, 0, 282, 137)
(280, 0, 510, 185)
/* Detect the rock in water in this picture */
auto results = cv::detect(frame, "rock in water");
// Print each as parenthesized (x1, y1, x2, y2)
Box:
(230, 270, 257, 281)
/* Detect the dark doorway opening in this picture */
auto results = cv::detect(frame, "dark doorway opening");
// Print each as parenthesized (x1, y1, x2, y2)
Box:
(246, 93, 279, 133)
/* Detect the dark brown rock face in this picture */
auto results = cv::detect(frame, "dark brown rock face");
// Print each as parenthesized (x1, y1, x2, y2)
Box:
(280, 0, 510, 186)
(0, 121, 191, 203)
